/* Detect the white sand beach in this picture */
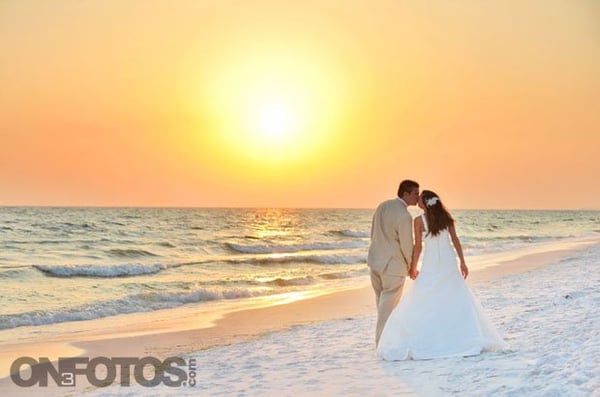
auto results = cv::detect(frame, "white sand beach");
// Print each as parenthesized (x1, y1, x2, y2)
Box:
(1, 239, 599, 396)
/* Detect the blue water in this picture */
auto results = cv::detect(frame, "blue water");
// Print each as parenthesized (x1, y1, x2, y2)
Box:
(1, 207, 598, 330)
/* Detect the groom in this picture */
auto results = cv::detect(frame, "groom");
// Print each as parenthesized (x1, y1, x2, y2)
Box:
(368, 179, 419, 345)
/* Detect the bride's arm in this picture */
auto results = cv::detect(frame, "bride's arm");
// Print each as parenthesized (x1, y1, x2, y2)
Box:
(409, 217, 423, 279)
(449, 224, 468, 279)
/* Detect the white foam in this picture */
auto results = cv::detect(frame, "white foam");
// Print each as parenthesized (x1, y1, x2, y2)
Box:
(337, 229, 370, 238)
(234, 253, 367, 266)
(226, 240, 366, 254)
(266, 276, 315, 287)
(33, 263, 166, 278)
(0, 287, 265, 330)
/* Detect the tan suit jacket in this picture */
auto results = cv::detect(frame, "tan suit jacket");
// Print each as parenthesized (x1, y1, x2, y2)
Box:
(367, 198, 413, 275)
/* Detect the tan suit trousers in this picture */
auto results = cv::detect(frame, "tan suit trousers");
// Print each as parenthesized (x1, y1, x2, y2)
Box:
(370, 259, 406, 345)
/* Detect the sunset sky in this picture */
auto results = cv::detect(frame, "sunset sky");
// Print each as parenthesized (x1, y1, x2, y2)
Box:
(1, 0, 599, 209)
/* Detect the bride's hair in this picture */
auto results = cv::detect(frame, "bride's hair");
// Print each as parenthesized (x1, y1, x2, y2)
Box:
(421, 190, 454, 237)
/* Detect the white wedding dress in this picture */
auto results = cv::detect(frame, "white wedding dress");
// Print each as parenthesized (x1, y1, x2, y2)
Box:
(377, 216, 508, 360)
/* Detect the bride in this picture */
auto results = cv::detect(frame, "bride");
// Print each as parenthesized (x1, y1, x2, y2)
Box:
(377, 190, 508, 360)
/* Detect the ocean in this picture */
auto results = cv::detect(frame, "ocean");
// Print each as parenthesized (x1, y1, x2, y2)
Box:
(1, 207, 599, 331)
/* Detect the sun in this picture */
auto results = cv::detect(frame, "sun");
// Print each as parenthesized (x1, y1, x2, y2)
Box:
(249, 96, 306, 153)
(233, 76, 315, 161)
(255, 100, 296, 142)
(200, 43, 348, 165)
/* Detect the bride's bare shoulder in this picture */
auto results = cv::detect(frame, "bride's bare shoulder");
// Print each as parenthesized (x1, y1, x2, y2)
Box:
(413, 215, 424, 229)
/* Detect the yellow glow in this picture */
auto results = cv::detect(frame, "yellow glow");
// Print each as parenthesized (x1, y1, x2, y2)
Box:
(201, 43, 347, 165)
(254, 100, 295, 143)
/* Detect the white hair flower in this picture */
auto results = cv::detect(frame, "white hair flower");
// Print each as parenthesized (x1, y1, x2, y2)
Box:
(425, 197, 439, 207)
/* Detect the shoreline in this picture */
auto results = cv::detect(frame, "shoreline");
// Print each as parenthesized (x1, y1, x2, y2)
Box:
(1, 238, 598, 395)
(76, 238, 599, 360)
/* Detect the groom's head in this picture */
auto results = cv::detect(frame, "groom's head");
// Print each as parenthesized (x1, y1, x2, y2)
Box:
(398, 180, 420, 206)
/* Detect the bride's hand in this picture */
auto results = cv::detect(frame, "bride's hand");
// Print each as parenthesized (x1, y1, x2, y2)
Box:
(409, 267, 419, 280)
(460, 263, 469, 279)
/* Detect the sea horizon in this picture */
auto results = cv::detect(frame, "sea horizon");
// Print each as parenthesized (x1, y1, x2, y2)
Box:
(1, 205, 599, 211)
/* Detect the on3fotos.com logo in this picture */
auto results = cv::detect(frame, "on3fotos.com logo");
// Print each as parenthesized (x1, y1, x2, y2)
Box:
(10, 356, 198, 388)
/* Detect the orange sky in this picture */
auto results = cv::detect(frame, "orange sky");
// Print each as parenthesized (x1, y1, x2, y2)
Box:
(1, 0, 599, 209)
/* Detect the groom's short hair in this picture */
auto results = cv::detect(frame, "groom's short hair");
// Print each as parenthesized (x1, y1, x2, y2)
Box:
(397, 180, 419, 197)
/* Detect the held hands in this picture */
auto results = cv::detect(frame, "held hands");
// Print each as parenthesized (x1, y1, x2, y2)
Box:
(409, 266, 419, 280)
(460, 262, 469, 279)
